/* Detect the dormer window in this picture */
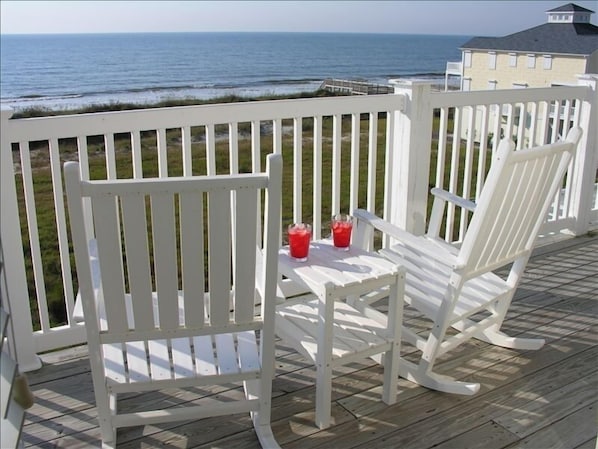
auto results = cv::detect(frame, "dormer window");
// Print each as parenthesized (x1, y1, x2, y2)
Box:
(546, 4, 594, 23)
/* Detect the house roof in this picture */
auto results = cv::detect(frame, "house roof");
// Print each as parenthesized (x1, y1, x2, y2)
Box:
(461, 22, 598, 55)
(547, 3, 594, 13)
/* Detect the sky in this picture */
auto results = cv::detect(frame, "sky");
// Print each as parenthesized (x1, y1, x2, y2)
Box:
(1, 1, 597, 37)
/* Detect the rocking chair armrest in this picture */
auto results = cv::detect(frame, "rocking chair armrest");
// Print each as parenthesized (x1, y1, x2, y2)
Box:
(428, 188, 476, 239)
(430, 188, 477, 212)
(353, 209, 461, 268)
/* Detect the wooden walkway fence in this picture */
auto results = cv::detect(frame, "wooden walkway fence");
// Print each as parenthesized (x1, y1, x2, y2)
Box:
(320, 78, 394, 95)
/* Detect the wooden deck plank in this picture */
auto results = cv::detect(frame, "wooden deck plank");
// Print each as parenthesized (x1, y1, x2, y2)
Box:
(430, 422, 520, 449)
(502, 403, 597, 449)
(19, 234, 598, 449)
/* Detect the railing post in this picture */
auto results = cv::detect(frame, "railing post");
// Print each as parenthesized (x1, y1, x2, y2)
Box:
(571, 75, 598, 235)
(0, 107, 42, 372)
(388, 80, 434, 236)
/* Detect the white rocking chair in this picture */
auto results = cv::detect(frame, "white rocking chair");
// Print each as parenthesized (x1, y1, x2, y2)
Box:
(353, 127, 582, 395)
(65, 154, 283, 448)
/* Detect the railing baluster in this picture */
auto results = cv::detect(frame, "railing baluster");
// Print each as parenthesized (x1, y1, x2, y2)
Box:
(76, 136, 94, 239)
(313, 115, 323, 239)
(273, 118, 282, 155)
(251, 120, 262, 245)
(476, 105, 489, 199)
(157, 128, 168, 177)
(528, 102, 538, 148)
(229, 122, 239, 175)
(446, 106, 461, 241)
(131, 130, 143, 178)
(104, 133, 117, 179)
(460, 105, 476, 240)
(350, 112, 360, 213)
(538, 100, 550, 145)
(18, 141, 49, 332)
(383, 110, 394, 248)
(436, 107, 448, 190)
(491, 103, 501, 155)
(550, 100, 560, 143)
(504, 103, 515, 144)
(293, 117, 302, 223)
(367, 112, 378, 213)
(516, 103, 526, 150)
(182, 126, 192, 177)
(206, 124, 216, 175)
(332, 114, 342, 215)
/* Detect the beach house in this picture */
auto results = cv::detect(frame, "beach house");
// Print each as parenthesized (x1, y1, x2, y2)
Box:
(446, 3, 598, 91)
(445, 3, 598, 146)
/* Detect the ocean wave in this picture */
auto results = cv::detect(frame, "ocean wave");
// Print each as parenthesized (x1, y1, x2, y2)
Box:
(1, 93, 83, 103)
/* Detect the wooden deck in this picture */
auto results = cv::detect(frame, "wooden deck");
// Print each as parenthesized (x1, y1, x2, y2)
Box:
(21, 234, 598, 448)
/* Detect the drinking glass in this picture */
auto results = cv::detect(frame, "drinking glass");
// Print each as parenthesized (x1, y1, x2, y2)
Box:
(331, 214, 353, 250)
(288, 223, 312, 262)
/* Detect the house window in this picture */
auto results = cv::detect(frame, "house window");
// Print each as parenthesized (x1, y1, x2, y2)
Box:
(488, 52, 497, 70)
(463, 78, 471, 91)
(509, 53, 517, 67)
(527, 54, 536, 69)
(488, 80, 498, 90)
(464, 51, 472, 68)
(543, 55, 552, 70)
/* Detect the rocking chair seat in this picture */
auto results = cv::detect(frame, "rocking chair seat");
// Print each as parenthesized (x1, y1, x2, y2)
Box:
(380, 240, 510, 324)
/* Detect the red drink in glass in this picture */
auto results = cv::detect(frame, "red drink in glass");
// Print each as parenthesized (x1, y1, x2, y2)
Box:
(331, 214, 353, 250)
(288, 223, 311, 261)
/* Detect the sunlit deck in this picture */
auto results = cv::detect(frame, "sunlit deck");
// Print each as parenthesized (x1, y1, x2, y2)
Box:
(21, 233, 597, 449)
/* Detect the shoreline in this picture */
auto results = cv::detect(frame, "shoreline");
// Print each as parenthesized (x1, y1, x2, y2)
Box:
(4, 76, 457, 119)
(2, 82, 324, 116)
(6, 88, 344, 119)
(2, 73, 457, 117)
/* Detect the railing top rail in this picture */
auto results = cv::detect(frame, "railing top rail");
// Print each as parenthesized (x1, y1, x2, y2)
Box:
(430, 84, 590, 108)
(4, 93, 406, 142)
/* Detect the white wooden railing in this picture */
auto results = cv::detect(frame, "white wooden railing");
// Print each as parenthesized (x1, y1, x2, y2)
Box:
(1, 76, 596, 371)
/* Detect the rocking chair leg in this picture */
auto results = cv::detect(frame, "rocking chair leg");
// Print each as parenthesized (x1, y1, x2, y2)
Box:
(246, 378, 281, 449)
(252, 418, 281, 449)
(480, 328, 545, 350)
(398, 359, 480, 395)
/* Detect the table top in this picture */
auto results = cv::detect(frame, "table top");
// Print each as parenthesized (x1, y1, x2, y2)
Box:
(278, 239, 400, 296)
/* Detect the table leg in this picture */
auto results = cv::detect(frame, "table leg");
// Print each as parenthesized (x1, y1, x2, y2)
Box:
(315, 289, 334, 429)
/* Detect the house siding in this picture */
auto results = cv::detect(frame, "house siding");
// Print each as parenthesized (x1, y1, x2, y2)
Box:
(463, 50, 589, 90)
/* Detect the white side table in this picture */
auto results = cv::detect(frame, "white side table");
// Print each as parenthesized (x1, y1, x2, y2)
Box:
(275, 239, 405, 429)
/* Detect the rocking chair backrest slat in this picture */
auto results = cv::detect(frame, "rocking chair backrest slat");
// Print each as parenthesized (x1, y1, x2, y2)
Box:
(67, 167, 277, 339)
(179, 192, 205, 327)
(120, 194, 154, 330)
(458, 127, 582, 277)
(233, 188, 259, 324)
(207, 189, 232, 327)
(151, 193, 180, 330)
(92, 195, 128, 333)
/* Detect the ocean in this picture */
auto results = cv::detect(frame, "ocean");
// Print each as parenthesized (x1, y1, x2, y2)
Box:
(0, 32, 468, 111)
